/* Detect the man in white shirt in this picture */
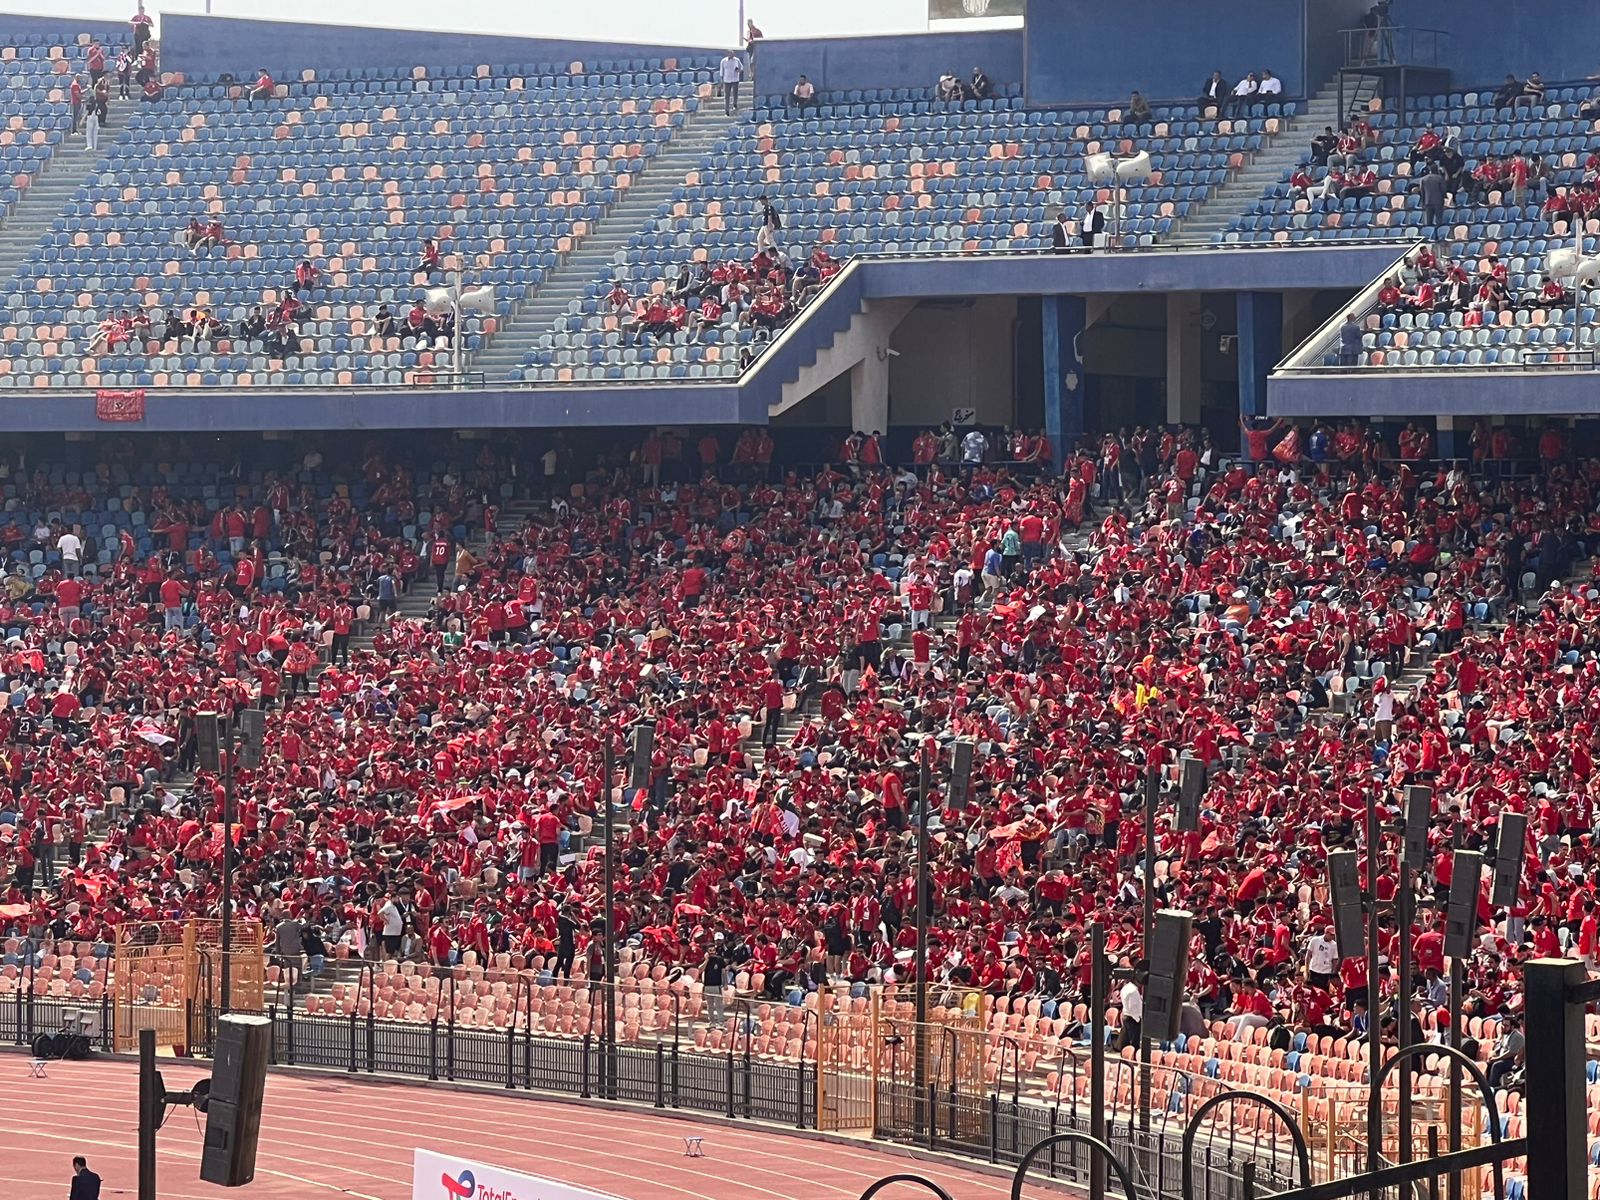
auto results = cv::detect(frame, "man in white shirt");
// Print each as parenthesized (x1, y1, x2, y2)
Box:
(1229, 73, 1259, 118)
(1117, 975, 1144, 1051)
(56, 526, 83, 576)
(719, 51, 745, 115)
(1258, 69, 1283, 98)
(1306, 925, 1340, 987)
(377, 894, 404, 960)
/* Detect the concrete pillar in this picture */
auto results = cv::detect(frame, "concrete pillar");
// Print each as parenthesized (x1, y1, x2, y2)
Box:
(1042, 293, 1086, 472)
(1165, 293, 1203, 426)
(1236, 291, 1283, 423)
(848, 348, 889, 436)
(1435, 414, 1463, 461)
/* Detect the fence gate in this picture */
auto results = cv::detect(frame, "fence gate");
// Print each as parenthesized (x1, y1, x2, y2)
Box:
(112, 918, 264, 1053)
(815, 990, 877, 1131)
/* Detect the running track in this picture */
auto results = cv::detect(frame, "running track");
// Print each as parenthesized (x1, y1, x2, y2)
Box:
(0, 1055, 1067, 1200)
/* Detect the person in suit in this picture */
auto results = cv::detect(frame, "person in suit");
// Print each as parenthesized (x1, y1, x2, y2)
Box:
(70, 1157, 102, 1200)
(1198, 70, 1230, 117)
(1049, 210, 1072, 254)
(1079, 201, 1105, 252)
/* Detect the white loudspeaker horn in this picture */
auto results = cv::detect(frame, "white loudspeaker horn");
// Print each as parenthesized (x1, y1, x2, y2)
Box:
(1084, 152, 1115, 184)
(458, 284, 495, 313)
(1116, 151, 1153, 183)
(1547, 246, 1600, 286)
(423, 287, 454, 316)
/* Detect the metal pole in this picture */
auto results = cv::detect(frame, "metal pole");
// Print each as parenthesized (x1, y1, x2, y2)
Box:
(451, 267, 462, 386)
(1447, 825, 1463, 1200)
(602, 736, 616, 1101)
(1397, 840, 1414, 1164)
(1140, 766, 1156, 1138)
(138, 1027, 157, 1200)
(913, 740, 930, 1133)
(220, 732, 235, 1014)
(1365, 794, 1382, 1177)
(1090, 922, 1107, 1200)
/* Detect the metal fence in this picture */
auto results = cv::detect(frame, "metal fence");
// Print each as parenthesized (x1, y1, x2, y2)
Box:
(0, 982, 1316, 1200)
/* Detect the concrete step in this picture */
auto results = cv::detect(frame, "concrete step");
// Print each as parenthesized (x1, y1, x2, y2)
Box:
(468, 105, 740, 377)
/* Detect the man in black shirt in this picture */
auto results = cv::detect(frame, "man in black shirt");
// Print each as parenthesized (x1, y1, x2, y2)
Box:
(70, 1157, 102, 1200)
(703, 935, 727, 1023)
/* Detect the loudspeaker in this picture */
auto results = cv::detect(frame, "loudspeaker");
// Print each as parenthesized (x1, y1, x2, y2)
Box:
(1403, 786, 1431, 870)
(200, 1014, 271, 1187)
(1491, 813, 1527, 909)
(1442, 849, 1484, 959)
(1327, 849, 1364, 960)
(237, 709, 265, 770)
(947, 739, 974, 812)
(195, 711, 222, 773)
(629, 722, 656, 792)
(1143, 909, 1193, 1042)
(1177, 755, 1204, 833)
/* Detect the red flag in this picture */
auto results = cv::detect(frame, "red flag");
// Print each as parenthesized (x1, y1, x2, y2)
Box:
(95, 388, 146, 422)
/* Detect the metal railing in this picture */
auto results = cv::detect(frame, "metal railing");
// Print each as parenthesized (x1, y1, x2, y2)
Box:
(1340, 27, 1452, 71)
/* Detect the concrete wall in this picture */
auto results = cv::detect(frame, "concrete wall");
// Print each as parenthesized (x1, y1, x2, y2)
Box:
(889, 296, 1018, 428)
(157, 14, 719, 83)
(1023, 0, 1320, 106)
(753, 29, 1024, 98)
(1390, 0, 1600, 89)
(2, 12, 130, 47)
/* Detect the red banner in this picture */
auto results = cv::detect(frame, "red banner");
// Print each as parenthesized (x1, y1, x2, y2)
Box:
(95, 388, 146, 422)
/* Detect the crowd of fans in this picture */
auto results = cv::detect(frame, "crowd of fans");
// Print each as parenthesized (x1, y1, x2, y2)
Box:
(606, 209, 842, 354)
(0, 417, 1596, 1086)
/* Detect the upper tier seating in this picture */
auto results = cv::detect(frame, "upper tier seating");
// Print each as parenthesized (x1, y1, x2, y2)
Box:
(495, 90, 1300, 382)
(0, 34, 96, 221)
(0, 58, 716, 390)
(1218, 85, 1596, 253)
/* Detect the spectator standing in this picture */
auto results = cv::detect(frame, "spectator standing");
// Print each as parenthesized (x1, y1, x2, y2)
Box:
(87, 42, 106, 85)
(70, 1157, 101, 1200)
(57, 525, 83, 576)
(131, 3, 154, 54)
(756, 195, 783, 253)
(1338, 312, 1363, 366)
(1419, 166, 1446, 230)
(84, 106, 100, 154)
(69, 76, 83, 134)
(1079, 199, 1104, 251)
(1049, 209, 1072, 253)
(719, 50, 744, 116)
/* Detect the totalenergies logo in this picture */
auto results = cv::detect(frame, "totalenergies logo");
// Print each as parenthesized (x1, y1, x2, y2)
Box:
(440, 1167, 528, 1200)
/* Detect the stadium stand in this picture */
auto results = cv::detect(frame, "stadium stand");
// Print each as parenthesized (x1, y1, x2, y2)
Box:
(508, 91, 1299, 382)
(0, 422, 1589, 1200)
(1213, 85, 1600, 368)
(0, 57, 719, 390)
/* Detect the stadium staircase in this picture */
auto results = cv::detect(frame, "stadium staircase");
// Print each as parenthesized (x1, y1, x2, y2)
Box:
(1169, 73, 1381, 246)
(0, 138, 101, 293)
(469, 94, 755, 382)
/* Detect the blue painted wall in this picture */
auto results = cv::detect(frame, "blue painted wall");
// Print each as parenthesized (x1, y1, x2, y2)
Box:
(158, 14, 720, 83)
(1389, 0, 1600, 89)
(1304, 0, 1382, 96)
(753, 30, 1024, 99)
(2, 13, 132, 49)
(1024, 0, 1313, 106)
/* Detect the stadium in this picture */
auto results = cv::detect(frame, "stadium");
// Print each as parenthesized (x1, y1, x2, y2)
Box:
(1, 0, 1599, 1197)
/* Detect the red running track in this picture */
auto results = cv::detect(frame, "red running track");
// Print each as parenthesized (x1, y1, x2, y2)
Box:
(0, 1055, 1067, 1200)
